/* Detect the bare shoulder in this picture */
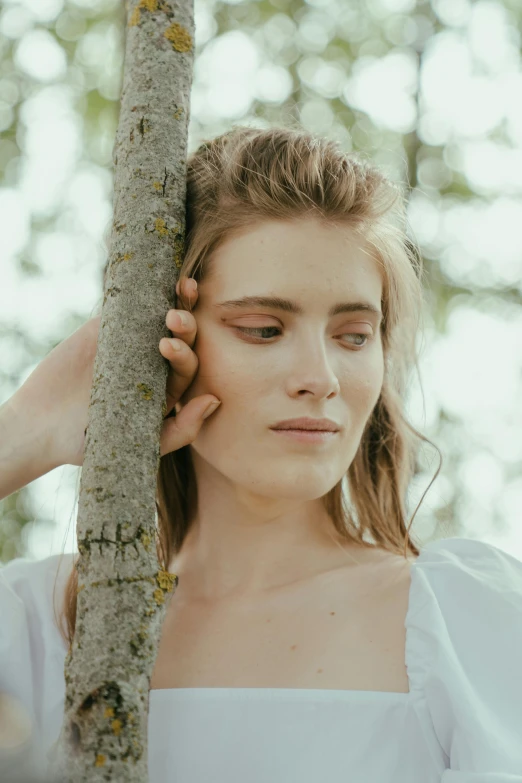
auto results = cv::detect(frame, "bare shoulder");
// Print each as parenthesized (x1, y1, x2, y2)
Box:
(323, 545, 417, 627)
(364, 547, 417, 599)
(332, 544, 417, 589)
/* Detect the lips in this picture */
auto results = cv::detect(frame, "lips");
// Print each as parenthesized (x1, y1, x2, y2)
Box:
(271, 427, 338, 442)
(277, 427, 330, 431)
(271, 417, 340, 432)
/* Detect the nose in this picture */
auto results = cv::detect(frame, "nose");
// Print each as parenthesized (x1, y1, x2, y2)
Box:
(288, 338, 341, 399)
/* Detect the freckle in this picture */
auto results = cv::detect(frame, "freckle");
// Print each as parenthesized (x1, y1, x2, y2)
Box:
(290, 644, 297, 651)
(330, 611, 336, 615)
(266, 618, 271, 623)
(317, 668, 323, 674)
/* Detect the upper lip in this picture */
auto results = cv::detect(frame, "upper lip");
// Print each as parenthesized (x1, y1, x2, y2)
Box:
(271, 417, 340, 432)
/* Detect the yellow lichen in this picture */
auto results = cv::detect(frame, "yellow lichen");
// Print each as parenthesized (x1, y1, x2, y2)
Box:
(157, 569, 177, 592)
(164, 23, 193, 52)
(111, 719, 122, 736)
(128, 7, 140, 26)
(95, 754, 106, 767)
(104, 707, 115, 719)
(153, 588, 165, 605)
(140, 531, 152, 551)
(155, 217, 169, 236)
(172, 234, 184, 268)
(153, 181, 163, 191)
(130, 0, 159, 24)
(136, 383, 154, 400)
(173, 107, 184, 120)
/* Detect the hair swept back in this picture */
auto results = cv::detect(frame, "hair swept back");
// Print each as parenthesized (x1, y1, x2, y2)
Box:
(56, 124, 444, 650)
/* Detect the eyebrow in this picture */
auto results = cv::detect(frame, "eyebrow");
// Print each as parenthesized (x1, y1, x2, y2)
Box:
(214, 295, 383, 321)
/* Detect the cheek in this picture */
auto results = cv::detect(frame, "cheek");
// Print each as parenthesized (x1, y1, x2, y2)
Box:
(189, 334, 267, 400)
(341, 356, 384, 413)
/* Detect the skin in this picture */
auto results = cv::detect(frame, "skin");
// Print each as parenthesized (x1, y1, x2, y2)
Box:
(168, 216, 385, 605)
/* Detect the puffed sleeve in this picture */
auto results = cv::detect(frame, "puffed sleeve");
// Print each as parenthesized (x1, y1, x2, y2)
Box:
(0, 552, 73, 778)
(408, 536, 522, 780)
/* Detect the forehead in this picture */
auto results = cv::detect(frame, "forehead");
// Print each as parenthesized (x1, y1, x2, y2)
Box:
(206, 218, 383, 302)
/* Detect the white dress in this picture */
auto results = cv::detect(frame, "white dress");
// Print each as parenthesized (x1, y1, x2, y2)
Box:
(1, 536, 521, 782)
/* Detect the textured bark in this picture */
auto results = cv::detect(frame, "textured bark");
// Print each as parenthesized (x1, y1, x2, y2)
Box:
(47, 1, 194, 780)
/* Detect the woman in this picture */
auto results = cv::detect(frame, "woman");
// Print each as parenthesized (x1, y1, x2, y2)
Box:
(1, 126, 521, 782)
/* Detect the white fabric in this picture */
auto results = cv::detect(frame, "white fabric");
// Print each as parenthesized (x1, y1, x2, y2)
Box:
(1, 537, 522, 782)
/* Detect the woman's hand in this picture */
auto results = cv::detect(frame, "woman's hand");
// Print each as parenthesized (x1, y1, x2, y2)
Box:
(11, 277, 220, 468)
(157, 276, 221, 457)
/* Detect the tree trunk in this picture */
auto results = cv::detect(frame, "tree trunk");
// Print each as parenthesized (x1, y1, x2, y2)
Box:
(47, 1, 194, 780)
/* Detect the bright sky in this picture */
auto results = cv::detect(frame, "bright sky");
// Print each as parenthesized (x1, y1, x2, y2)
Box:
(1, 0, 521, 561)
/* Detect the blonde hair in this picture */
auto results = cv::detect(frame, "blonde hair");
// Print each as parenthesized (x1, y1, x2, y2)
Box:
(57, 125, 443, 649)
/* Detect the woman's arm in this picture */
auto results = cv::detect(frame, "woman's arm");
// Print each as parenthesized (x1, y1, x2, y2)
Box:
(0, 395, 59, 502)
(0, 278, 212, 502)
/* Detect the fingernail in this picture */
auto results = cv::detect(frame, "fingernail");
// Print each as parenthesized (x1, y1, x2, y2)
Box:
(202, 400, 221, 419)
(169, 338, 182, 351)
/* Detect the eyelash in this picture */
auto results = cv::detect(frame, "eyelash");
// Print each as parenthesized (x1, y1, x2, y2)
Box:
(235, 326, 371, 349)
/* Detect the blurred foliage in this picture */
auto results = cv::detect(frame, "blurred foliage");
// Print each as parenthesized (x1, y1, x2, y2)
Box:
(1, 0, 521, 561)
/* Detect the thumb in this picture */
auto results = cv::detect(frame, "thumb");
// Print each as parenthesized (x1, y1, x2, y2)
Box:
(159, 396, 221, 457)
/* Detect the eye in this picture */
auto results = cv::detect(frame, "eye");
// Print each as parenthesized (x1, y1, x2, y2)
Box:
(236, 326, 282, 340)
(344, 334, 370, 348)
(235, 327, 371, 348)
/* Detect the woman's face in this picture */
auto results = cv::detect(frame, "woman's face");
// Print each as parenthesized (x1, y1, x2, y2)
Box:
(178, 217, 385, 503)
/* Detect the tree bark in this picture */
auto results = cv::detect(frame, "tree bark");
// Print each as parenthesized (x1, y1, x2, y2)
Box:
(47, 1, 194, 780)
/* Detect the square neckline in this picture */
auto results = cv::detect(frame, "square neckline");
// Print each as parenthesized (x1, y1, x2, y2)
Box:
(148, 551, 426, 701)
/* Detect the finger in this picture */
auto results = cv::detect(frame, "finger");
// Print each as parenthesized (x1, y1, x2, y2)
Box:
(159, 395, 220, 457)
(158, 337, 199, 412)
(165, 307, 197, 349)
(175, 276, 198, 310)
